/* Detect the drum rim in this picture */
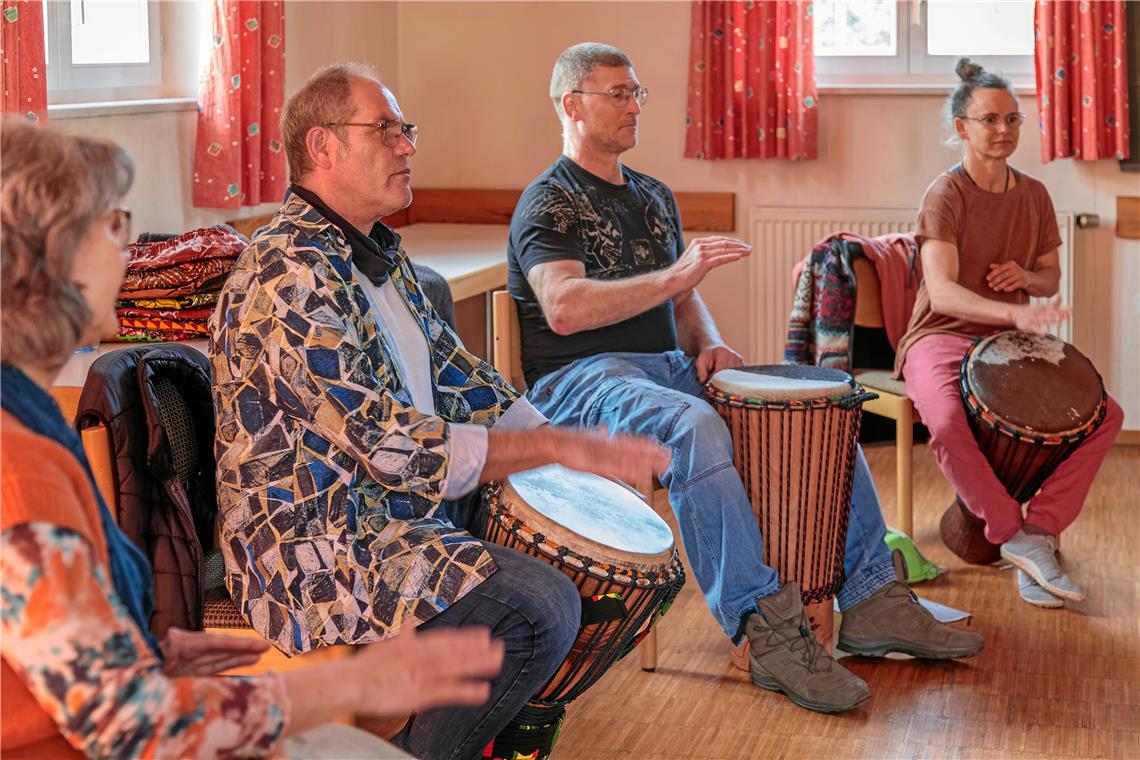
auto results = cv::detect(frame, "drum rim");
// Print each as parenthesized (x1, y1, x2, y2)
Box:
(483, 481, 680, 584)
(705, 381, 874, 410)
(961, 331, 1107, 441)
(706, 365, 858, 405)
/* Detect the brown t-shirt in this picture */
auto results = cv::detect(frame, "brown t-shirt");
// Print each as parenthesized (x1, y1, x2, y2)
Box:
(894, 167, 1062, 377)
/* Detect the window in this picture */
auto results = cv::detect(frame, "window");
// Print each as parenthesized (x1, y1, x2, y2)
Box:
(45, 0, 162, 102)
(814, 0, 1035, 87)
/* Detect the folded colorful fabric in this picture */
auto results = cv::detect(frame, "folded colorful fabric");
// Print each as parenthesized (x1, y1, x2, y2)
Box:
(126, 225, 247, 271)
(117, 292, 221, 310)
(116, 306, 216, 321)
(117, 316, 210, 336)
(112, 326, 211, 343)
(120, 258, 233, 296)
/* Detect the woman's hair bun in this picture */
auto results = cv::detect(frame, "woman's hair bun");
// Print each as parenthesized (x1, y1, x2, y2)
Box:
(956, 57, 984, 82)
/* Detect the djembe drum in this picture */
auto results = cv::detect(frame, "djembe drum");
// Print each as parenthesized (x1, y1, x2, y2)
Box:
(942, 330, 1108, 562)
(477, 465, 684, 760)
(705, 365, 877, 658)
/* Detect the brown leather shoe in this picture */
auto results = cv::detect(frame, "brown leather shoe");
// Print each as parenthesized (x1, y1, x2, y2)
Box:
(838, 551, 985, 660)
(745, 582, 870, 714)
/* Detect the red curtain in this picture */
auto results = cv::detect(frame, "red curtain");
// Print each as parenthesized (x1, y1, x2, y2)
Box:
(0, 0, 47, 123)
(1034, 0, 1130, 162)
(684, 0, 817, 160)
(193, 0, 286, 209)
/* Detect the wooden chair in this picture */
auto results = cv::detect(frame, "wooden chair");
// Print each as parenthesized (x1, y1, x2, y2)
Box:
(491, 290, 664, 672)
(850, 256, 917, 537)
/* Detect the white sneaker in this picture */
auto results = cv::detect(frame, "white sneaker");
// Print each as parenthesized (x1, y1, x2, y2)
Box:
(1001, 529, 1085, 602)
(1017, 570, 1063, 608)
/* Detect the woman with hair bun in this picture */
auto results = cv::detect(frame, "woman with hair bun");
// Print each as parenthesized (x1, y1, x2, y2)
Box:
(894, 59, 1123, 608)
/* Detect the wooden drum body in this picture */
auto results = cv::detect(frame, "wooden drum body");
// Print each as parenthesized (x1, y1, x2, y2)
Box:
(706, 365, 875, 651)
(478, 464, 684, 702)
(960, 330, 1107, 504)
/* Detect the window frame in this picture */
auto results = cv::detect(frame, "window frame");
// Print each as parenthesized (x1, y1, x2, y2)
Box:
(45, 0, 164, 105)
(814, 0, 1036, 90)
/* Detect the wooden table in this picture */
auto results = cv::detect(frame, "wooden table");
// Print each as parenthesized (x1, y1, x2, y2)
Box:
(52, 223, 509, 421)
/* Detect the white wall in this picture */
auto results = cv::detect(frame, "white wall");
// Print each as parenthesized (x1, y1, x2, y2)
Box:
(394, 1, 1140, 428)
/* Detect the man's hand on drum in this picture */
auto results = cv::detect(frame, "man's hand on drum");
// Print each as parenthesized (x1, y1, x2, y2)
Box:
(695, 343, 744, 384)
(557, 427, 671, 486)
(1011, 298, 1070, 334)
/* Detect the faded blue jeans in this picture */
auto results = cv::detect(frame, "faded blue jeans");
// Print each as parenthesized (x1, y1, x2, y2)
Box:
(528, 350, 897, 642)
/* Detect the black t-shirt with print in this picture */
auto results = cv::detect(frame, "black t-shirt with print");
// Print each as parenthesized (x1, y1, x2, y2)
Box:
(507, 156, 683, 386)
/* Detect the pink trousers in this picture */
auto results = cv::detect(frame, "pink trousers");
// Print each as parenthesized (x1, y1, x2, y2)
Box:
(902, 333, 1124, 544)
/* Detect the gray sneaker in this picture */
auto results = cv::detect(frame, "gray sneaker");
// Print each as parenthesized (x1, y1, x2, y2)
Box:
(838, 551, 985, 660)
(744, 582, 870, 714)
(1001, 529, 1084, 601)
(1018, 570, 1063, 608)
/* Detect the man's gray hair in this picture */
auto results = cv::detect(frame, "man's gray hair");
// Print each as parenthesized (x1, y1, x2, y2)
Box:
(281, 62, 382, 182)
(549, 42, 632, 118)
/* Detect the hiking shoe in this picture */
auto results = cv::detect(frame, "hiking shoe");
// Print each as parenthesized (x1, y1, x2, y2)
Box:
(1001, 529, 1084, 601)
(744, 582, 869, 714)
(1018, 570, 1063, 608)
(838, 550, 984, 660)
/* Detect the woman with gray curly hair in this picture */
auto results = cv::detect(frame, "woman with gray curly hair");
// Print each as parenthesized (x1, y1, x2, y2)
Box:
(893, 60, 1123, 609)
(0, 121, 503, 758)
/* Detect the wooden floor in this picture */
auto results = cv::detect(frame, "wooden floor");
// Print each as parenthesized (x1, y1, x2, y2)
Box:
(550, 443, 1140, 760)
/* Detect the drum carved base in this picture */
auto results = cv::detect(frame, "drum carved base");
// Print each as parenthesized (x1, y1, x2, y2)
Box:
(939, 496, 1001, 565)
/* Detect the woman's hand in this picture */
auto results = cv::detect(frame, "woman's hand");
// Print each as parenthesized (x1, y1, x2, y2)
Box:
(160, 628, 270, 677)
(986, 261, 1030, 293)
(1011, 299, 1070, 334)
(349, 626, 505, 717)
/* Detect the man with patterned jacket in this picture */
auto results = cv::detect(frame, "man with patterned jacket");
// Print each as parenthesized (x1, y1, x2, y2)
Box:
(209, 63, 666, 760)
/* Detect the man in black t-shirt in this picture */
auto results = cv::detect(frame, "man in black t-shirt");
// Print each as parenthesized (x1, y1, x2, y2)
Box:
(508, 42, 984, 715)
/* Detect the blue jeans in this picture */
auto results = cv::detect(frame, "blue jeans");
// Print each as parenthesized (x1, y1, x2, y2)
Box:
(393, 538, 581, 760)
(528, 350, 896, 642)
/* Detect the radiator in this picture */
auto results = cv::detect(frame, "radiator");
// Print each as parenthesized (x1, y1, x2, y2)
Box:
(747, 207, 1075, 364)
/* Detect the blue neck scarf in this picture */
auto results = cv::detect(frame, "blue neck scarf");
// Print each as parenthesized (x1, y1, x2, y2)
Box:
(1, 364, 162, 657)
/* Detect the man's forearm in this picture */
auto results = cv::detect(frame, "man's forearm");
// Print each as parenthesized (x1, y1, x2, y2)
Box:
(545, 268, 683, 335)
(674, 290, 723, 355)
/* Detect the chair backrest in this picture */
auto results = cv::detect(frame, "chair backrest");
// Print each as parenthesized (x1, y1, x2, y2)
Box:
(492, 290, 526, 390)
(851, 254, 885, 329)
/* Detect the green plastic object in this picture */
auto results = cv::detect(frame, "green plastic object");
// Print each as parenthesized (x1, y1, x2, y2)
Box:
(884, 529, 942, 583)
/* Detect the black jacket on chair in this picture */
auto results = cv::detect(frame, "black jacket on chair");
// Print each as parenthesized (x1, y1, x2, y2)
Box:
(75, 344, 217, 637)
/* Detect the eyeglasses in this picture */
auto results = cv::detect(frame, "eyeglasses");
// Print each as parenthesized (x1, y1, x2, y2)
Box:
(570, 86, 649, 108)
(958, 112, 1026, 129)
(324, 119, 418, 147)
(108, 207, 132, 246)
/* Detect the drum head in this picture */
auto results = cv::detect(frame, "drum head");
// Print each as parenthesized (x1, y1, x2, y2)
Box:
(965, 331, 1103, 436)
(709, 365, 855, 402)
(502, 465, 675, 569)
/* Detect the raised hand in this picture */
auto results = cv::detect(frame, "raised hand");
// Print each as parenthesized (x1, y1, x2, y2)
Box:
(160, 628, 270, 677)
(671, 236, 752, 291)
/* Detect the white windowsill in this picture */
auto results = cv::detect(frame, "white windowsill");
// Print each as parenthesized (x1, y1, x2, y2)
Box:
(818, 81, 1036, 96)
(47, 97, 198, 119)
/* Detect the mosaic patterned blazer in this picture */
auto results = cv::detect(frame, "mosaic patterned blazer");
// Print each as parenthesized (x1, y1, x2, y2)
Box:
(210, 191, 520, 654)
